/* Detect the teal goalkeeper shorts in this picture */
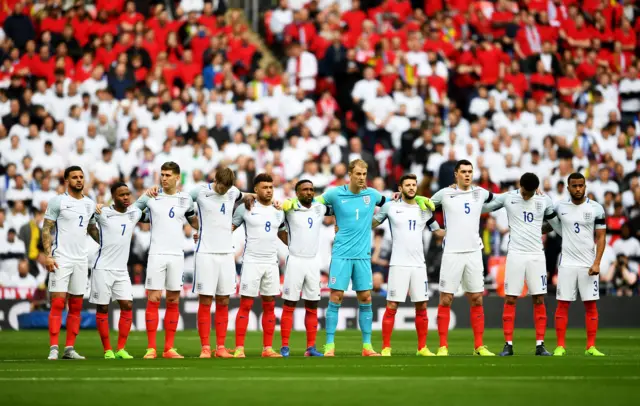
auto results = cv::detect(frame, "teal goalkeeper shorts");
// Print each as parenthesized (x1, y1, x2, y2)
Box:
(328, 258, 373, 292)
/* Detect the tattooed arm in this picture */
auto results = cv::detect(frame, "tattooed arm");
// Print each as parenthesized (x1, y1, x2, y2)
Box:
(41, 219, 58, 272)
(87, 222, 100, 244)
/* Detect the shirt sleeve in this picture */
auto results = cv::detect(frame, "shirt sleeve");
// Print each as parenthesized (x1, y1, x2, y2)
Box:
(189, 187, 201, 202)
(134, 194, 150, 210)
(373, 202, 390, 224)
(324, 205, 334, 216)
(44, 196, 61, 221)
(426, 212, 440, 231)
(318, 188, 335, 205)
(186, 195, 196, 217)
(372, 189, 385, 207)
(232, 187, 243, 202)
(481, 193, 506, 213)
(543, 195, 557, 220)
(483, 188, 494, 203)
(430, 189, 444, 208)
(232, 205, 246, 227)
(594, 203, 606, 230)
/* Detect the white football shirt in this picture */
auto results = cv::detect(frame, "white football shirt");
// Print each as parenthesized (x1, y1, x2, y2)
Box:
(482, 190, 555, 254)
(431, 186, 493, 253)
(551, 198, 607, 268)
(233, 203, 285, 264)
(283, 200, 330, 258)
(134, 192, 195, 256)
(190, 184, 243, 254)
(93, 206, 145, 271)
(44, 193, 97, 262)
(374, 200, 440, 266)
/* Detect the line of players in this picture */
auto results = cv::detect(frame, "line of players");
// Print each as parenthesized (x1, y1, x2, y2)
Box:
(42, 158, 605, 359)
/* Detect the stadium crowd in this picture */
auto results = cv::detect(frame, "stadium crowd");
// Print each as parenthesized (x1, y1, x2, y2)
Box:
(0, 0, 639, 300)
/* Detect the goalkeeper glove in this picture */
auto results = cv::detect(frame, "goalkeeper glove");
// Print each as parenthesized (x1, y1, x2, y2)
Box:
(281, 198, 298, 212)
(415, 196, 435, 211)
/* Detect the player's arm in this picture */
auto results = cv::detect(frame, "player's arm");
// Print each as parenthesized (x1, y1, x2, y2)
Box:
(87, 216, 100, 244)
(372, 202, 390, 228)
(231, 204, 246, 232)
(42, 197, 60, 272)
(426, 212, 445, 237)
(278, 226, 288, 245)
(429, 189, 444, 209)
(133, 194, 150, 210)
(481, 193, 506, 213)
(591, 206, 607, 276)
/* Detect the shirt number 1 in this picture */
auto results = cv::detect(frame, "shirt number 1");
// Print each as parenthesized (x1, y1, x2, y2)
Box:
(355, 208, 359, 220)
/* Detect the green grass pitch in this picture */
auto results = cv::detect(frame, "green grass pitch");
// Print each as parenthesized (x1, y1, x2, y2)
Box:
(1, 329, 638, 406)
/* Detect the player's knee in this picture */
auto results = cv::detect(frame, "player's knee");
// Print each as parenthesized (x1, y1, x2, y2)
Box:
(386, 301, 399, 310)
(96, 305, 109, 313)
(532, 295, 544, 305)
(284, 300, 297, 308)
(356, 291, 371, 304)
(239, 296, 254, 310)
(468, 293, 483, 307)
(439, 293, 453, 307)
(147, 290, 162, 302)
(199, 295, 214, 306)
(261, 295, 275, 302)
(304, 300, 318, 310)
(330, 290, 344, 304)
(215, 295, 230, 306)
(165, 291, 180, 303)
(120, 301, 133, 311)
(414, 301, 427, 311)
(505, 296, 518, 305)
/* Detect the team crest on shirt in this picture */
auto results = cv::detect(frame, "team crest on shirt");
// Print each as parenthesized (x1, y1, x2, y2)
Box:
(179, 197, 188, 207)
(128, 212, 136, 222)
(535, 201, 543, 213)
(93, 291, 99, 299)
(363, 196, 371, 205)
(284, 288, 290, 295)
(583, 212, 593, 221)
(85, 203, 92, 214)
(472, 190, 480, 202)
(389, 290, 395, 297)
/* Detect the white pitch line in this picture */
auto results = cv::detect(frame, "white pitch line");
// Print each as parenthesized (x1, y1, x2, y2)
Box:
(0, 367, 190, 372)
(0, 376, 639, 382)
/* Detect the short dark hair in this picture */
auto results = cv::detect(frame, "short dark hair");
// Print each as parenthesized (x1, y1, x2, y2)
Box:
(254, 173, 273, 186)
(567, 172, 586, 184)
(295, 179, 313, 191)
(454, 159, 473, 172)
(110, 181, 128, 196)
(519, 173, 540, 192)
(64, 166, 83, 179)
(160, 161, 180, 174)
(215, 168, 235, 187)
(399, 174, 418, 186)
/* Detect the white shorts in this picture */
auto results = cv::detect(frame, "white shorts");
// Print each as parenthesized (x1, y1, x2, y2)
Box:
(89, 269, 133, 305)
(282, 255, 321, 302)
(387, 266, 428, 303)
(145, 254, 184, 291)
(239, 263, 280, 297)
(505, 252, 548, 296)
(439, 251, 484, 294)
(193, 253, 236, 296)
(48, 261, 88, 295)
(556, 266, 600, 302)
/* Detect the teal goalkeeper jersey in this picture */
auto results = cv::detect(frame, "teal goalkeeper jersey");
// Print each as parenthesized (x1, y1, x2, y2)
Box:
(319, 185, 384, 259)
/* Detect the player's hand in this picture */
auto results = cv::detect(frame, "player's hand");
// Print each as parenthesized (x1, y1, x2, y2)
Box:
(45, 256, 59, 272)
(434, 229, 445, 238)
(281, 199, 294, 212)
(450, 184, 457, 189)
(244, 195, 256, 210)
(535, 188, 543, 195)
(273, 200, 282, 210)
(589, 263, 600, 276)
(334, 225, 339, 233)
(95, 204, 104, 214)
(146, 186, 159, 197)
(392, 192, 401, 201)
(415, 196, 435, 211)
(193, 233, 199, 243)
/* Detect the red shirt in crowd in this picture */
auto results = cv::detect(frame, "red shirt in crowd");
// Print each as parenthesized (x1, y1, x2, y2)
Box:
(557, 75, 581, 104)
(505, 71, 528, 97)
(530, 72, 555, 102)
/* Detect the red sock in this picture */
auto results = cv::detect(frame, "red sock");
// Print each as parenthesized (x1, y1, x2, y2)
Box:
(415, 308, 428, 349)
(281, 305, 295, 347)
(48, 297, 65, 347)
(215, 304, 229, 348)
(304, 307, 318, 348)
(382, 307, 397, 348)
(235, 298, 253, 347)
(584, 301, 598, 349)
(96, 312, 111, 351)
(163, 302, 179, 352)
(117, 310, 132, 350)
(502, 303, 516, 342)
(534, 303, 547, 342)
(197, 303, 212, 347)
(145, 300, 160, 349)
(555, 300, 570, 347)
(65, 297, 83, 347)
(470, 305, 485, 349)
(437, 305, 450, 347)
(262, 300, 276, 348)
